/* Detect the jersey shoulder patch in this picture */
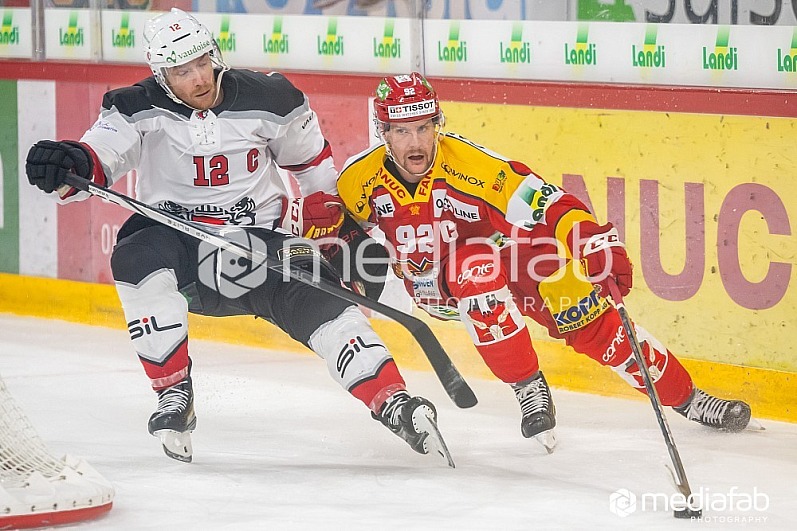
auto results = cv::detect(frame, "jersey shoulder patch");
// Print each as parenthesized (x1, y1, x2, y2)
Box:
(102, 77, 183, 117)
(222, 70, 305, 117)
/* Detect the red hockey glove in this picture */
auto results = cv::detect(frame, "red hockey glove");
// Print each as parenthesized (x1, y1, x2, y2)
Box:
(280, 191, 344, 241)
(574, 221, 633, 298)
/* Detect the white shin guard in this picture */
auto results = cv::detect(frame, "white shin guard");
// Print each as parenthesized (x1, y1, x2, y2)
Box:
(116, 269, 189, 371)
(308, 306, 392, 392)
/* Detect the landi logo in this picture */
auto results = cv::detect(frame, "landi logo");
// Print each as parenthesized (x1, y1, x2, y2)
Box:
(263, 17, 288, 54)
(59, 11, 84, 47)
(318, 18, 343, 56)
(216, 16, 236, 53)
(500, 23, 530, 64)
(776, 27, 796, 73)
(632, 25, 665, 68)
(565, 24, 596, 66)
(438, 22, 467, 63)
(0, 11, 19, 46)
(374, 19, 400, 59)
(703, 26, 737, 71)
(111, 13, 135, 49)
(0, 11, 20, 46)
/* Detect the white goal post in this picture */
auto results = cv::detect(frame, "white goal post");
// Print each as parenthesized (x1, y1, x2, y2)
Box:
(0, 377, 114, 529)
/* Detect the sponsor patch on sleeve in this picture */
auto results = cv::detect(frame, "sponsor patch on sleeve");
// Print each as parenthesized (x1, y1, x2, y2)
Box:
(505, 177, 563, 230)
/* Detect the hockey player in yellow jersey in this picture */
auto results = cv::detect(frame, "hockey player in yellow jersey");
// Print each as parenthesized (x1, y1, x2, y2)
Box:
(335, 72, 752, 451)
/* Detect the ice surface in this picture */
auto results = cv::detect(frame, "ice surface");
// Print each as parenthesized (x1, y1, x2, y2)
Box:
(0, 314, 794, 530)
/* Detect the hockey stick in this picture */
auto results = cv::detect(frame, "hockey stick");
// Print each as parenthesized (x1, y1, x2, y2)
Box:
(63, 173, 477, 409)
(606, 280, 701, 518)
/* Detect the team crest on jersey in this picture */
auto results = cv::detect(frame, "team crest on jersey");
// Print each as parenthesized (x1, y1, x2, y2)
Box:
(160, 197, 257, 226)
(373, 194, 395, 218)
(391, 257, 435, 279)
(492, 170, 508, 192)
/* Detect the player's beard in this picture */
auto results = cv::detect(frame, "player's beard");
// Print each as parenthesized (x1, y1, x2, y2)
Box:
(386, 133, 441, 180)
(177, 69, 227, 111)
(192, 74, 224, 110)
(399, 149, 432, 175)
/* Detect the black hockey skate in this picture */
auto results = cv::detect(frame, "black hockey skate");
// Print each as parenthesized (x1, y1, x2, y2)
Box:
(673, 388, 751, 432)
(512, 371, 557, 453)
(374, 391, 455, 468)
(148, 376, 197, 463)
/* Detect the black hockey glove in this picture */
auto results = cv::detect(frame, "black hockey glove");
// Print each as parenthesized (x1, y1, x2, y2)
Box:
(324, 214, 389, 301)
(25, 140, 93, 194)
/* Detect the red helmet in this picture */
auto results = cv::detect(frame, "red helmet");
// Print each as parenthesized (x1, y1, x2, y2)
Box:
(373, 72, 441, 124)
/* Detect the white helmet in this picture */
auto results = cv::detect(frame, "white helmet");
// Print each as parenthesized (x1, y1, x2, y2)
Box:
(143, 8, 229, 105)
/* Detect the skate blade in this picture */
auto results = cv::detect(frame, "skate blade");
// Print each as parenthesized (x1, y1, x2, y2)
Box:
(412, 406, 456, 468)
(534, 429, 558, 454)
(154, 429, 194, 463)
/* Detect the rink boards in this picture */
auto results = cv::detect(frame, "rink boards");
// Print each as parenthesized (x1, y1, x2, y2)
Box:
(0, 272, 793, 423)
(0, 64, 794, 423)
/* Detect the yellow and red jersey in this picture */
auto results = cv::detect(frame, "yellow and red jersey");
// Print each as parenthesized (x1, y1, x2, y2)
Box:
(337, 132, 595, 280)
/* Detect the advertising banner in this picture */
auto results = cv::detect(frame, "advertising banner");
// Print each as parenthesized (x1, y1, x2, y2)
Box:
(91, 10, 797, 90)
(443, 100, 796, 370)
(0, 8, 32, 59)
(578, 0, 797, 25)
(0, 80, 18, 274)
(101, 9, 151, 64)
(51, 81, 135, 285)
(103, 12, 415, 74)
(2, 58, 794, 371)
(193, 0, 797, 25)
(423, 19, 797, 89)
(192, 0, 569, 21)
(44, 8, 93, 61)
(6, 5, 797, 90)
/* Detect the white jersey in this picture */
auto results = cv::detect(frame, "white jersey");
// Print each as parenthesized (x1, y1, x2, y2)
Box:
(75, 69, 336, 228)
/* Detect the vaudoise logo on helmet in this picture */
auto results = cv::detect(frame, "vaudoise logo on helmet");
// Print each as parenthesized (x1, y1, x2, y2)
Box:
(166, 40, 213, 64)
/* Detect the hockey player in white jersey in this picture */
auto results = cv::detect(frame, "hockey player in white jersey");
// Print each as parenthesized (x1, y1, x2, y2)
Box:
(24, 9, 451, 466)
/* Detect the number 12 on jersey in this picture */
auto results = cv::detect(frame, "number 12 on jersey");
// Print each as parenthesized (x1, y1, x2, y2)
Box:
(192, 149, 260, 187)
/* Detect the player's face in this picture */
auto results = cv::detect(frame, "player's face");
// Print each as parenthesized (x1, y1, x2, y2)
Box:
(166, 54, 218, 110)
(384, 118, 438, 182)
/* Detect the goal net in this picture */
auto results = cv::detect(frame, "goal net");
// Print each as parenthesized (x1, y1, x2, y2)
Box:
(0, 377, 114, 529)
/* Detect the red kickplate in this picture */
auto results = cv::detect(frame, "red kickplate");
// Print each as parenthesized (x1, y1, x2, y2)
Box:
(0, 501, 113, 530)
